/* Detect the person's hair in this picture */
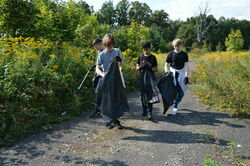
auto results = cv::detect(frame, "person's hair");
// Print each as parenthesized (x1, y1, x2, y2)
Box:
(93, 38, 102, 46)
(102, 34, 116, 47)
(141, 41, 151, 49)
(172, 38, 182, 47)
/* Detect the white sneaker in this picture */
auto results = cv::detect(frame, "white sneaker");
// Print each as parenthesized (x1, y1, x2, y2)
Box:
(171, 107, 178, 115)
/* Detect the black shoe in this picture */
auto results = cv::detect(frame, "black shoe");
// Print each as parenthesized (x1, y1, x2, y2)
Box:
(147, 114, 153, 121)
(115, 120, 123, 130)
(106, 122, 113, 129)
(90, 111, 101, 118)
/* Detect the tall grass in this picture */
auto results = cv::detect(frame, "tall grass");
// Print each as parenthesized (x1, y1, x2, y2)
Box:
(192, 51, 250, 118)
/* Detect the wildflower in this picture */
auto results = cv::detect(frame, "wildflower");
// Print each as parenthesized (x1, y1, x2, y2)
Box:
(49, 54, 57, 59)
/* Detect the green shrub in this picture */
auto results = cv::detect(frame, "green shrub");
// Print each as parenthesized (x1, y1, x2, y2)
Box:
(0, 37, 95, 146)
(225, 29, 244, 52)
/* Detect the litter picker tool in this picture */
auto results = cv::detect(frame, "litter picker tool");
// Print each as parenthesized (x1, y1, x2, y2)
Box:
(78, 65, 96, 90)
(78, 70, 90, 90)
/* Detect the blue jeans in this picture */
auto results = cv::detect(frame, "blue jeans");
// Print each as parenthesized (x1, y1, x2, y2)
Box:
(172, 73, 184, 108)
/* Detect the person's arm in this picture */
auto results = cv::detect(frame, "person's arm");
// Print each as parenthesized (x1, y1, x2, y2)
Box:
(152, 66, 158, 72)
(96, 53, 105, 77)
(136, 64, 140, 71)
(184, 62, 189, 78)
(184, 53, 189, 77)
(116, 49, 125, 69)
(96, 65, 105, 77)
(136, 56, 141, 71)
(165, 52, 172, 73)
(151, 55, 158, 72)
(164, 63, 171, 73)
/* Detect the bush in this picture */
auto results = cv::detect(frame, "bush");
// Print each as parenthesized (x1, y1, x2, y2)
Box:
(0, 37, 95, 146)
(192, 51, 250, 118)
(225, 29, 244, 52)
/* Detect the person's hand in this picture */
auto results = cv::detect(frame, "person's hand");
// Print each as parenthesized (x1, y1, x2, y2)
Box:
(184, 77, 189, 84)
(101, 73, 105, 77)
(116, 56, 122, 62)
(90, 65, 96, 71)
(139, 63, 147, 70)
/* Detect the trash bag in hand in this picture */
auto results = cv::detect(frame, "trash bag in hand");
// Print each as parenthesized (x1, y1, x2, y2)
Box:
(157, 73, 177, 114)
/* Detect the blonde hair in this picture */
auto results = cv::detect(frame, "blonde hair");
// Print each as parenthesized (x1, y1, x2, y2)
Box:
(172, 38, 182, 48)
(103, 34, 116, 47)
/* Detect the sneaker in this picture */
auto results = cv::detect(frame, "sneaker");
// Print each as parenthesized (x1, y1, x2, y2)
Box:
(147, 114, 153, 121)
(171, 107, 178, 115)
(106, 122, 113, 129)
(149, 96, 160, 104)
(115, 120, 123, 130)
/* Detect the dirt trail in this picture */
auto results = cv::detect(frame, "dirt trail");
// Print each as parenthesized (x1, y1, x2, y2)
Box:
(0, 63, 249, 166)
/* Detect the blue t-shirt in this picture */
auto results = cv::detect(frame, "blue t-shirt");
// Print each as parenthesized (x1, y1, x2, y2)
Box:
(96, 48, 123, 73)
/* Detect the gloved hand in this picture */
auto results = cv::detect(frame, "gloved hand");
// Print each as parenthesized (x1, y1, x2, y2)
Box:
(90, 65, 96, 71)
(116, 56, 122, 62)
(184, 77, 189, 84)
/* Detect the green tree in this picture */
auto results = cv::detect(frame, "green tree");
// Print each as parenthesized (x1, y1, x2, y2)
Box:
(34, 0, 87, 41)
(203, 15, 219, 51)
(78, 0, 93, 15)
(0, 0, 38, 37)
(129, 1, 152, 26)
(112, 22, 149, 57)
(126, 22, 149, 55)
(239, 20, 250, 49)
(225, 29, 244, 52)
(149, 25, 170, 53)
(149, 10, 169, 28)
(115, 0, 130, 26)
(97, 0, 116, 26)
(75, 15, 111, 48)
(176, 23, 196, 51)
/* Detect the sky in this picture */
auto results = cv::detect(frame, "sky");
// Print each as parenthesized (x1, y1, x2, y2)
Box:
(80, 0, 250, 21)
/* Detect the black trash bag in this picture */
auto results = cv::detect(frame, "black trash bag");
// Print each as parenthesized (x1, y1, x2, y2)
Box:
(157, 73, 177, 114)
(139, 69, 160, 104)
(96, 57, 129, 120)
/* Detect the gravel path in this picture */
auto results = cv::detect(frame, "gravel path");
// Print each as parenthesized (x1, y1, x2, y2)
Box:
(1, 63, 249, 166)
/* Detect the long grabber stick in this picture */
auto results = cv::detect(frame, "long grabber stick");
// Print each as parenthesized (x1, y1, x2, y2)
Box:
(78, 70, 91, 90)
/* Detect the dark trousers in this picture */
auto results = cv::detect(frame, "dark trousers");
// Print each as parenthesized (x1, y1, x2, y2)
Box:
(138, 78, 153, 115)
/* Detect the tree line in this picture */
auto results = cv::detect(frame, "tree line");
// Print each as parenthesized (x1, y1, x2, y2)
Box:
(0, 0, 250, 53)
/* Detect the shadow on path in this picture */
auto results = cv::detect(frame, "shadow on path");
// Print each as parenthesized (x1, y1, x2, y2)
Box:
(0, 154, 128, 166)
(152, 109, 245, 128)
(123, 126, 230, 146)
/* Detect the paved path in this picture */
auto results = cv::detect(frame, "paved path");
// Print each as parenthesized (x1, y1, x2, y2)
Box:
(0, 64, 249, 166)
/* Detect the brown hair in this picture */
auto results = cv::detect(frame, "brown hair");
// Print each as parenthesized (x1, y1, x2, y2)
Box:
(102, 34, 116, 47)
(92, 38, 102, 46)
